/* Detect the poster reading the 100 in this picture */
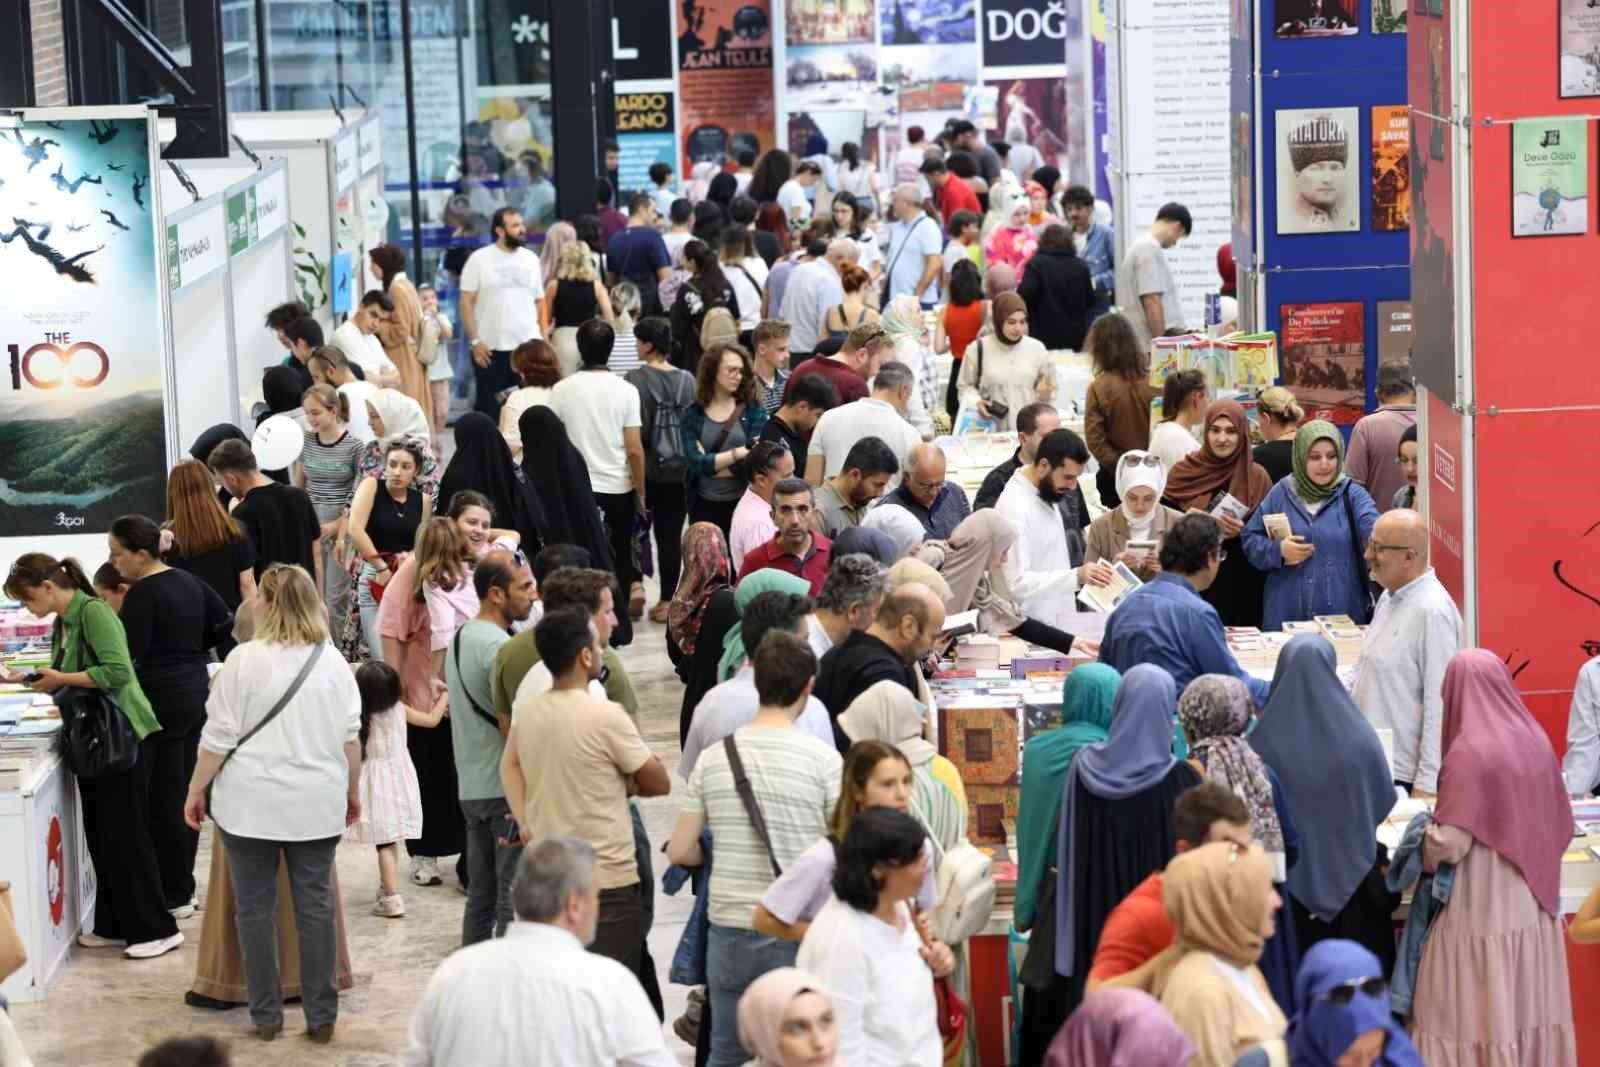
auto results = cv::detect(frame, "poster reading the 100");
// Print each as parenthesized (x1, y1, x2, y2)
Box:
(0, 114, 168, 537)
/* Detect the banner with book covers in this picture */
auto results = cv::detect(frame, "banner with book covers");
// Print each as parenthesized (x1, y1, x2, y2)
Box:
(1370, 105, 1411, 231)
(677, 0, 777, 167)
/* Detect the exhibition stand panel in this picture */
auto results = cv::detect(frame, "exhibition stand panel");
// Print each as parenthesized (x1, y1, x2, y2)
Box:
(0, 755, 91, 1005)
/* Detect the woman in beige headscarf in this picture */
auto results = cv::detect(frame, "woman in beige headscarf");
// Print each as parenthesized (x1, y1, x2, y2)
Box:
(737, 968, 839, 1066)
(1155, 841, 1289, 1067)
(955, 291, 1054, 431)
(914, 510, 1083, 656)
(837, 680, 966, 853)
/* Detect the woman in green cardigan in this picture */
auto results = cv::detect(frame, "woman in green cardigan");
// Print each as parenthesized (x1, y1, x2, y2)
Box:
(3, 553, 181, 960)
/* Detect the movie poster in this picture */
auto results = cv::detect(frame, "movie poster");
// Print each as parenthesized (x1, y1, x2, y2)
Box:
(787, 0, 874, 44)
(677, 0, 776, 167)
(881, 0, 976, 43)
(1275, 107, 1360, 234)
(1371, 104, 1411, 230)
(1280, 301, 1367, 426)
(786, 44, 879, 108)
(615, 91, 678, 198)
(988, 77, 1079, 175)
(1274, 0, 1358, 37)
(0, 115, 168, 536)
(1376, 300, 1414, 364)
(1372, 0, 1406, 32)
(1511, 117, 1589, 236)
(1561, 0, 1600, 98)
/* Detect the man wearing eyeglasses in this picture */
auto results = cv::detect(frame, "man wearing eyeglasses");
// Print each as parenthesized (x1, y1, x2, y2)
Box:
(872, 443, 970, 540)
(1352, 508, 1462, 798)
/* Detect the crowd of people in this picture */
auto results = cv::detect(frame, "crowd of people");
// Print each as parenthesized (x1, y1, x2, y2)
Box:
(6, 123, 1596, 1067)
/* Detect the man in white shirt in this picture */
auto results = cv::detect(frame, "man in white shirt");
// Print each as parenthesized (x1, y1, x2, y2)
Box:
(666, 629, 842, 1067)
(807, 552, 886, 659)
(681, 589, 836, 772)
(548, 321, 647, 638)
(804, 361, 923, 483)
(729, 441, 796, 572)
(1353, 508, 1463, 797)
(330, 290, 402, 388)
(460, 207, 545, 417)
(995, 428, 1113, 630)
(883, 183, 944, 307)
(780, 237, 857, 355)
(777, 160, 823, 225)
(405, 836, 675, 1067)
(1116, 202, 1191, 350)
(1563, 653, 1600, 796)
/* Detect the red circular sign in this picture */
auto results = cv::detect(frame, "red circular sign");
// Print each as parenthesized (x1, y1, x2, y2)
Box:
(47, 816, 63, 926)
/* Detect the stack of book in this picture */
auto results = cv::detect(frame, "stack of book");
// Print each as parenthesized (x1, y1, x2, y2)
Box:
(954, 635, 1002, 671)
(1149, 332, 1282, 393)
(1313, 615, 1366, 660)
(937, 701, 1022, 847)
(1224, 627, 1273, 671)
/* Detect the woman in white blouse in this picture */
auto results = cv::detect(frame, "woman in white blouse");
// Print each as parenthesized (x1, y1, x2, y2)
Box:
(796, 808, 955, 1066)
(184, 564, 362, 1043)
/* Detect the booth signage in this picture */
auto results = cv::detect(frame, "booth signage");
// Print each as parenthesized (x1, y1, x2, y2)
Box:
(226, 188, 258, 256)
(0, 114, 169, 536)
(617, 92, 679, 195)
(982, 0, 1070, 67)
(254, 169, 289, 240)
(165, 205, 227, 291)
(358, 118, 382, 174)
(333, 132, 359, 190)
(225, 169, 290, 258)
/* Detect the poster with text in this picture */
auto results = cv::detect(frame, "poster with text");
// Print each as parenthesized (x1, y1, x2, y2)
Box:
(1512, 117, 1589, 236)
(1376, 300, 1414, 364)
(1371, 105, 1411, 231)
(788, 0, 875, 44)
(678, 0, 775, 167)
(616, 92, 679, 198)
(1280, 301, 1367, 426)
(1561, 0, 1600, 98)
(881, 0, 975, 43)
(786, 44, 879, 108)
(0, 116, 167, 536)
(982, 0, 1069, 66)
(1274, 0, 1357, 36)
(988, 77, 1079, 176)
(1276, 107, 1360, 234)
(1372, 0, 1406, 32)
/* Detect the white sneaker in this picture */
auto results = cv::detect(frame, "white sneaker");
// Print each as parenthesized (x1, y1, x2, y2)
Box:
(124, 932, 185, 960)
(77, 931, 125, 948)
(373, 893, 406, 918)
(409, 857, 441, 886)
(169, 898, 197, 920)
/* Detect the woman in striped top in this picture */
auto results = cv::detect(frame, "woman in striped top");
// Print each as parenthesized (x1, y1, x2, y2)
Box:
(298, 384, 365, 627)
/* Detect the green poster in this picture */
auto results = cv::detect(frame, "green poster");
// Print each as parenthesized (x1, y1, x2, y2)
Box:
(226, 192, 248, 256)
(1512, 117, 1589, 236)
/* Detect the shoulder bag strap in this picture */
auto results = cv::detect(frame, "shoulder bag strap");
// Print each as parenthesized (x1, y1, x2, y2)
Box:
(452, 630, 503, 730)
(214, 642, 326, 779)
(708, 404, 745, 455)
(1340, 485, 1374, 609)
(722, 735, 782, 877)
(883, 213, 927, 280)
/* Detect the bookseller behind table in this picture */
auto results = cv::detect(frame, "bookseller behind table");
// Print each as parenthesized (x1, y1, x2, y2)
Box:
(0, 604, 91, 1004)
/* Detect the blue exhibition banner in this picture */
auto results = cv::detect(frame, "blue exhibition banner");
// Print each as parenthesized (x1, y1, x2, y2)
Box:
(618, 133, 678, 197)
(330, 251, 353, 315)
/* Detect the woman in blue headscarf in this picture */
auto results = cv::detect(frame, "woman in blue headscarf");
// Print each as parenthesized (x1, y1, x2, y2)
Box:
(1289, 940, 1423, 1067)
(1017, 664, 1203, 1065)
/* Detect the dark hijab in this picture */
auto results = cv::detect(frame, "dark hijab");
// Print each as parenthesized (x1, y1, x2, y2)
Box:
(262, 366, 305, 417)
(517, 406, 614, 571)
(831, 526, 898, 566)
(188, 423, 247, 463)
(436, 412, 548, 554)
(707, 172, 738, 210)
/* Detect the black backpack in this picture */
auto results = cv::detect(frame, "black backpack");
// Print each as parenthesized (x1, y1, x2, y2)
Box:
(637, 369, 693, 484)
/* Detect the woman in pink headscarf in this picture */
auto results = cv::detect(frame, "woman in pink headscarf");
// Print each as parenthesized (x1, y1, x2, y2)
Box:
(1409, 649, 1576, 1066)
(737, 967, 838, 1066)
(984, 199, 1040, 274)
(1046, 988, 1196, 1066)
(1027, 179, 1064, 233)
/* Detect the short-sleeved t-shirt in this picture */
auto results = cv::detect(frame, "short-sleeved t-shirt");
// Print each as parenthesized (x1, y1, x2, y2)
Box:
(810, 398, 923, 480)
(548, 370, 643, 496)
(1116, 234, 1184, 349)
(605, 226, 670, 287)
(1087, 871, 1175, 982)
(168, 534, 256, 611)
(686, 726, 842, 928)
(445, 618, 511, 801)
(231, 481, 321, 577)
(513, 689, 654, 889)
(459, 244, 545, 350)
(886, 214, 944, 304)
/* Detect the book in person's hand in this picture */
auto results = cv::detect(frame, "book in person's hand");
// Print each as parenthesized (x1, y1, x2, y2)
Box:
(941, 608, 980, 639)
(1125, 539, 1159, 564)
(1263, 512, 1293, 541)
(1078, 560, 1142, 614)
(1211, 492, 1250, 524)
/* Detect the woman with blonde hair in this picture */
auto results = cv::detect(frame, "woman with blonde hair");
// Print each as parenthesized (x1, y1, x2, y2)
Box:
(1252, 385, 1304, 485)
(184, 564, 362, 1041)
(164, 459, 258, 623)
(540, 241, 615, 377)
(538, 220, 579, 285)
(298, 383, 364, 624)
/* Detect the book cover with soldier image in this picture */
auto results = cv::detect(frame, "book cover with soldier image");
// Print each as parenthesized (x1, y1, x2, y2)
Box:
(1276, 107, 1361, 234)
(1371, 104, 1411, 231)
(1280, 301, 1366, 426)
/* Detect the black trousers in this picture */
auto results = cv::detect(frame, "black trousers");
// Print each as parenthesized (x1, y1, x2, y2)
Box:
(689, 494, 739, 544)
(406, 721, 464, 861)
(80, 747, 179, 944)
(646, 480, 689, 602)
(944, 360, 962, 419)
(144, 718, 202, 908)
(472, 349, 518, 418)
(595, 490, 639, 646)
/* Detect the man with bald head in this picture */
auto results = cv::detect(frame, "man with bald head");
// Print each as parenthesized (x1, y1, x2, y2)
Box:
(1352, 508, 1462, 797)
(874, 442, 971, 540)
(781, 236, 860, 355)
(813, 582, 946, 752)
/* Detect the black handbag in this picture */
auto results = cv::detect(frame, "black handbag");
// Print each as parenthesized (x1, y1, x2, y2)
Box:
(50, 618, 139, 779)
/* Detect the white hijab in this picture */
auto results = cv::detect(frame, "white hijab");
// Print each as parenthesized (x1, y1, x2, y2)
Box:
(1115, 450, 1167, 539)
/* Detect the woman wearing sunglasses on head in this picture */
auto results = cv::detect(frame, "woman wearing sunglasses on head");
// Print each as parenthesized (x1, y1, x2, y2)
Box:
(1287, 940, 1421, 1067)
(1084, 451, 1183, 581)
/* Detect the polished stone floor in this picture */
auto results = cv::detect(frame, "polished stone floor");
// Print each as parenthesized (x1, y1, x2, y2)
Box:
(9, 599, 698, 1065)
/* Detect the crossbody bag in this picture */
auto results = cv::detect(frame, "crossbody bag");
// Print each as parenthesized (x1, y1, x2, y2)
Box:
(723, 735, 782, 877)
(451, 630, 504, 730)
(206, 642, 325, 810)
(880, 213, 931, 306)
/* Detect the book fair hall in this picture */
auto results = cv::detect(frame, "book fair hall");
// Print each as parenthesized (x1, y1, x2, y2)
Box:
(5, 0, 1600, 1063)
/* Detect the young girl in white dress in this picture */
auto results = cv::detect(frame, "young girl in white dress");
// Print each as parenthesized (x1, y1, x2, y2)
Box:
(346, 660, 447, 917)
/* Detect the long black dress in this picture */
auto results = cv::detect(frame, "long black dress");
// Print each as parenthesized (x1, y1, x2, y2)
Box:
(1201, 535, 1266, 629)
(676, 588, 739, 747)
(1017, 762, 1201, 1065)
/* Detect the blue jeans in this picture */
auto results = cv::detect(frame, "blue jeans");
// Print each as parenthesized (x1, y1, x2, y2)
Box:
(356, 563, 382, 659)
(706, 924, 799, 1066)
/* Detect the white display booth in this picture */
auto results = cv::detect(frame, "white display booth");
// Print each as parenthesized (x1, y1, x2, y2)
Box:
(160, 158, 294, 434)
(227, 110, 376, 332)
(0, 755, 92, 1004)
